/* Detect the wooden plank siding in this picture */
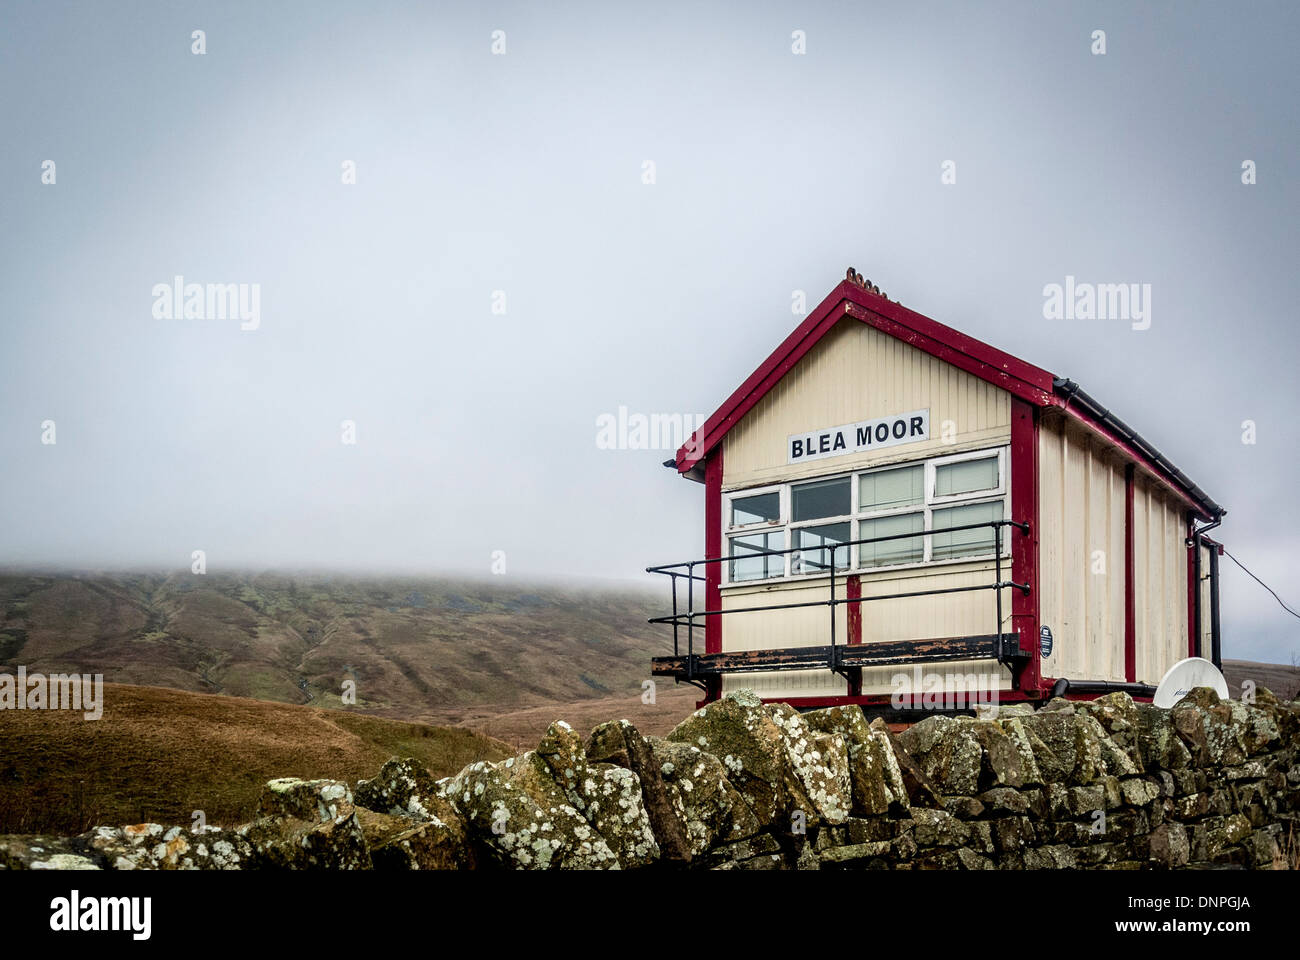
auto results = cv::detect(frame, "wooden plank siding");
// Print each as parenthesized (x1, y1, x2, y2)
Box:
(1037, 415, 1127, 683)
(717, 316, 1014, 700)
(722, 318, 1011, 490)
(1038, 410, 1190, 688)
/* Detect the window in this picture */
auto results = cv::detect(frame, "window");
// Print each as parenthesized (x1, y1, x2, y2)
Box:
(858, 463, 925, 568)
(731, 491, 780, 527)
(859, 512, 924, 567)
(934, 455, 999, 500)
(730, 529, 784, 581)
(792, 477, 850, 521)
(794, 522, 851, 573)
(859, 464, 923, 512)
(790, 476, 851, 573)
(722, 446, 1008, 583)
(932, 500, 1004, 559)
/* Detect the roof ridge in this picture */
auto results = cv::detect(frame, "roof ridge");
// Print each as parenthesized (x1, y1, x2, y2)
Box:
(843, 267, 891, 301)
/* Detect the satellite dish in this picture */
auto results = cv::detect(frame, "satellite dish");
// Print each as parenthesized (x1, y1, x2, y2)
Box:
(1153, 657, 1230, 709)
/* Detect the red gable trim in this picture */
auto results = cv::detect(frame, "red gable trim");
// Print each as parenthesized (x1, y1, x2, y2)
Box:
(675, 280, 1056, 474)
(843, 301, 1057, 406)
(674, 277, 1220, 523)
(675, 283, 850, 474)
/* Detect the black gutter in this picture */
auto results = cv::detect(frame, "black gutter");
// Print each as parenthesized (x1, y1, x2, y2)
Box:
(1048, 678, 1158, 700)
(1053, 378, 1226, 520)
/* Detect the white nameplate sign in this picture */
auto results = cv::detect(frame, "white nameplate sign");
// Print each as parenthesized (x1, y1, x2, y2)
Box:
(788, 409, 930, 464)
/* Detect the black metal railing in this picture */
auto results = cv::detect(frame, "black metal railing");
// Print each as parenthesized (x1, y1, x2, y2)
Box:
(647, 518, 1031, 672)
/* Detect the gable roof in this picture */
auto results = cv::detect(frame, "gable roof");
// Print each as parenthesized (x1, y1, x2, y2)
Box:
(673, 270, 1224, 522)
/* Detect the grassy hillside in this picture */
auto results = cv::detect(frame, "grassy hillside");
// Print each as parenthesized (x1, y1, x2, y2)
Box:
(1222, 659, 1300, 701)
(454, 685, 702, 753)
(0, 682, 512, 834)
(0, 571, 670, 722)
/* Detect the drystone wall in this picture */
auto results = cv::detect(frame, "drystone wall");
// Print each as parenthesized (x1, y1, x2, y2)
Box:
(2, 686, 1298, 870)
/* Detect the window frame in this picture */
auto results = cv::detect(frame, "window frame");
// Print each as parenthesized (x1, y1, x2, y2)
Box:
(927, 447, 1007, 506)
(724, 482, 787, 582)
(727, 483, 786, 531)
(788, 474, 854, 576)
(721, 444, 1011, 587)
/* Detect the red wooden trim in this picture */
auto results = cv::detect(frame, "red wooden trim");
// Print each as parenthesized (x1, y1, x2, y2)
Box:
(1186, 516, 1197, 658)
(843, 302, 1057, 407)
(774, 691, 1043, 709)
(1124, 463, 1136, 683)
(673, 278, 1218, 521)
(846, 574, 863, 696)
(844, 287, 1057, 393)
(702, 450, 724, 704)
(846, 575, 862, 646)
(1009, 398, 1042, 697)
(770, 689, 1153, 710)
(676, 284, 852, 473)
(676, 280, 1058, 473)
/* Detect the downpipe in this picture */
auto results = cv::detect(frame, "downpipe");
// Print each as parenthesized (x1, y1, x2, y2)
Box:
(1048, 677, 1158, 700)
(1187, 515, 1223, 660)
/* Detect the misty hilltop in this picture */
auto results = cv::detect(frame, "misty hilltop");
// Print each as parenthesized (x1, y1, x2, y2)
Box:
(0, 571, 670, 722)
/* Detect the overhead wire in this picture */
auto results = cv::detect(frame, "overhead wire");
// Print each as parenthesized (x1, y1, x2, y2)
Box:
(1223, 549, 1300, 622)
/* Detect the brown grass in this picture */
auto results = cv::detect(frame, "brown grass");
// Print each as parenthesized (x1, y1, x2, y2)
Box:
(436, 684, 701, 754)
(1221, 660, 1300, 702)
(0, 682, 510, 835)
(1274, 822, 1299, 870)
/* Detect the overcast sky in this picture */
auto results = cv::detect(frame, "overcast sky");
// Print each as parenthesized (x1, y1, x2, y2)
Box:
(1, 1, 1296, 663)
